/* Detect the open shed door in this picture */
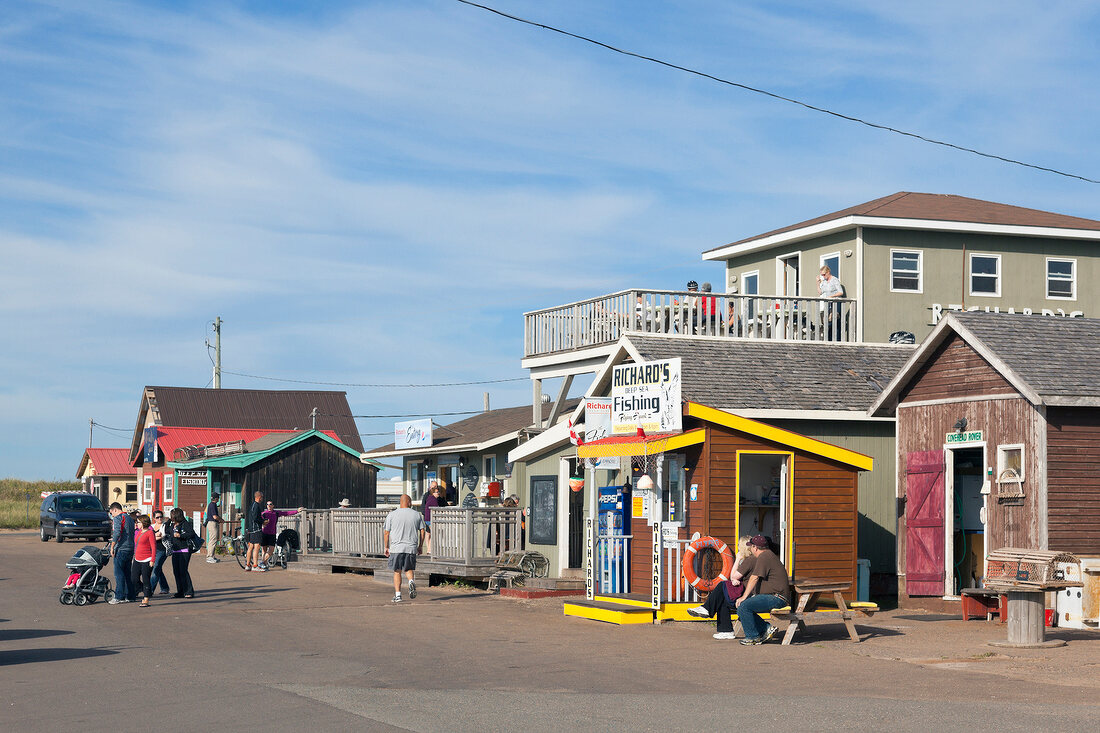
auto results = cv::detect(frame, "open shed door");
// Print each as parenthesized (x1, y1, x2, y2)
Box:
(905, 450, 945, 596)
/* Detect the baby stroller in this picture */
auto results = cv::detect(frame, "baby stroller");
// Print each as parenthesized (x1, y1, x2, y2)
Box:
(60, 544, 114, 606)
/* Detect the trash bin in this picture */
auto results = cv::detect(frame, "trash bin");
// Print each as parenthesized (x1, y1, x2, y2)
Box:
(1057, 557, 1100, 629)
(857, 558, 871, 602)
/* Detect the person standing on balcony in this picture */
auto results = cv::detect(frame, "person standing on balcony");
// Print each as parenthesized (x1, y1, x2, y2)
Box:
(817, 265, 845, 341)
(699, 282, 719, 334)
(383, 494, 426, 603)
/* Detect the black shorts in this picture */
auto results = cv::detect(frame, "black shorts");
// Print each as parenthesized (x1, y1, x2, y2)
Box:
(247, 530, 263, 544)
(388, 552, 417, 572)
(260, 532, 276, 547)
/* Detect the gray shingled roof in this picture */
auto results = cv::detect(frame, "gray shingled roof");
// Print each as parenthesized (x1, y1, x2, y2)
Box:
(367, 400, 581, 455)
(626, 335, 914, 412)
(951, 312, 1100, 403)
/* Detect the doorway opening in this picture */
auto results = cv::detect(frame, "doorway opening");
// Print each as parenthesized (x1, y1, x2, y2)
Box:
(948, 447, 985, 595)
(567, 458, 585, 569)
(777, 253, 801, 297)
(736, 452, 791, 564)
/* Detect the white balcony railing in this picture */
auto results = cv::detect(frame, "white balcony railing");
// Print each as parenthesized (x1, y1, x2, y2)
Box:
(523, 289, 858, 358)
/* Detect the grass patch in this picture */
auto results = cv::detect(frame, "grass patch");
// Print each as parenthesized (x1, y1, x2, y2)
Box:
(0, 478, 83, 529)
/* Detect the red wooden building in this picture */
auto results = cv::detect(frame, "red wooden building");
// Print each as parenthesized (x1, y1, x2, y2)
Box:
(870, 312, 1100, 606)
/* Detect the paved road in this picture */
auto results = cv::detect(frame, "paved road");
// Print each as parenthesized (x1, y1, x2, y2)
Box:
(3, 533, 1098, 732)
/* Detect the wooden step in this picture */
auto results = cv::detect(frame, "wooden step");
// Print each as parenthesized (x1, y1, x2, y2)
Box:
(563, 600, 654, 625)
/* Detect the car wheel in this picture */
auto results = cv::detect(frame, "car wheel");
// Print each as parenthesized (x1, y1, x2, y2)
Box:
(73, 592, 89, 606)
(40, 526, 49, 542)
(55, 531, 65, 543)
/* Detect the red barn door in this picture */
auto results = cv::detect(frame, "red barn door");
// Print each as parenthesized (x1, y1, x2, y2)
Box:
(905, 450, 945, 596)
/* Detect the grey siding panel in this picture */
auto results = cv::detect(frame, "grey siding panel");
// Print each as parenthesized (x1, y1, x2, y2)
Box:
(771, 419, 897, 574)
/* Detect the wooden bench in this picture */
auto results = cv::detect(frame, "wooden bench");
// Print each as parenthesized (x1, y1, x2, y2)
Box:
(960, 587, 1006, 622)
(770, 579, 877, 645)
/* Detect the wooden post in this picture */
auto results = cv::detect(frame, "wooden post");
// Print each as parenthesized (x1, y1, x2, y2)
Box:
(464, 508, 474, 565)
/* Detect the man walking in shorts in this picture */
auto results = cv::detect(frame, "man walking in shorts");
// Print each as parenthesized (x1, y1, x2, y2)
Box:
(383, 494, 425, 603)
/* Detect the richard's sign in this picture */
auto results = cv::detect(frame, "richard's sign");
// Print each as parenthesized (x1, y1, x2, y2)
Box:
(611, 358, 682, 435)
(394, 419, 432, 450)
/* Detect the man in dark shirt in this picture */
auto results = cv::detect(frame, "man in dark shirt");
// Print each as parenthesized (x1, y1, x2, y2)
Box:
(735, 535, 791, 645)
(107, 502, 136, 604)
(245, 491, 265, 572)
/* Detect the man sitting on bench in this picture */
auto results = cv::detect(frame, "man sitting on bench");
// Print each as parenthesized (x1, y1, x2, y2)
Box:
(735, 535, 790, 645)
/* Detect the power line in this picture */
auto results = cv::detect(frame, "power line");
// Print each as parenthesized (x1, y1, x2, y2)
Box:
(220, 369, 528, 388)
(91, 421, 133, 435)
(322, 410, 485, 419)
(455, 0, 1100, 185)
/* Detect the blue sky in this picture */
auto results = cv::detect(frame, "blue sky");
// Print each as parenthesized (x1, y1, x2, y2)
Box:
(2, 0, 1098, 480)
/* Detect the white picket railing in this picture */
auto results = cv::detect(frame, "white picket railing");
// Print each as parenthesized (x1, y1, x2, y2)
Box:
(662, 538, 700, 604)
(597, 534, 631, 594)
(524, 288, 858, 357)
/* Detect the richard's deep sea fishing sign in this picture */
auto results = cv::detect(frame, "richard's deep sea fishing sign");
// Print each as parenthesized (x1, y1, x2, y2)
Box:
(611, 358, 682, 435)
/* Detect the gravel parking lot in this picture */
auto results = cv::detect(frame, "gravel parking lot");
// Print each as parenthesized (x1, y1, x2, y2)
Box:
(3, 532, 1098, 732)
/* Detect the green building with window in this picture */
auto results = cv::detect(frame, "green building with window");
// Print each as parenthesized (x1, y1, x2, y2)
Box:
(701, 192, 1100, 343)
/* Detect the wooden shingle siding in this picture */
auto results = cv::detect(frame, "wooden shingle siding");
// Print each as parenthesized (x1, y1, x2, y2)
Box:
(900, 335, 1015, 403)
(1046, 408, 1100, 555)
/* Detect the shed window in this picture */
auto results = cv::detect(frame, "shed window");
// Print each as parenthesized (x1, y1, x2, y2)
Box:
(890, 250, 922, 292)
(1047, 258, 1076, 300)
(408, 462, 424, 501)
(484, 455, 497, 481)
(142, 475, 153, 504)
(969, 254, 1000, 296)
(996, 444, 1024, 483)
(163, 473, 174, 504)
(125, 483, 138, 502)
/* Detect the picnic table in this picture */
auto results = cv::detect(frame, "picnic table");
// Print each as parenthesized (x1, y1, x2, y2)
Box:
(767, 578, 879, 645)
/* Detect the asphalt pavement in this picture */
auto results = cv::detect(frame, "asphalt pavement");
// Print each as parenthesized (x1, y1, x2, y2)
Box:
(2, 532, 1098, 732)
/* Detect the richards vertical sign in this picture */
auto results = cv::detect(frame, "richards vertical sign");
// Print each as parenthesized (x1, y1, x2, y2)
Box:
(611, 358, 682, 435)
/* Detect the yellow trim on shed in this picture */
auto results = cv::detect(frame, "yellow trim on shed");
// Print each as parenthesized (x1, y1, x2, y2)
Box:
(685, 402, 873, 471)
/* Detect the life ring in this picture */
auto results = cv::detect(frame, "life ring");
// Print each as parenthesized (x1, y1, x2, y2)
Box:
(681, 536, 734, 592)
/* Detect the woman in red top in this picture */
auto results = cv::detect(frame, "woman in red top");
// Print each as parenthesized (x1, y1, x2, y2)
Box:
(131, 514, 157, 607)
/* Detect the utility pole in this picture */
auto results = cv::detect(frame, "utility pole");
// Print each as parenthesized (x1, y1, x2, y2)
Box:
(89, 418, 93, 448)
(213, 316, 224, 391)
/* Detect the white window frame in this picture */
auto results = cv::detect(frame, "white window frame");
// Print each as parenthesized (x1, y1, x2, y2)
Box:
(163, 473, 174, 504)
(1046, 257, 1077, 300)
(819, 252, 841, 282)
(741, 270, 759, 295)
(142, 475, 153, 504)
(968, 253, 1001, 297)
(484, 455, 497, 481)
(996, 443, 1025, 484)
(890, 249, 923, 293)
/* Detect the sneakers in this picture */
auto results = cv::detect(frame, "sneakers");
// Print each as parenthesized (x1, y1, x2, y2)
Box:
(254, 565, 267, 572)
(686, 606, 710, 618)
(108, 598, 130, 605)
(408, 580, 417, 599)
(739, 636, 764, 645)
(258, 562, 269, 570)
(762, 624, 780, 643)
(391, 593, 402, 603)
(712, 631, 738, 640)
(206, 557, 218, 564)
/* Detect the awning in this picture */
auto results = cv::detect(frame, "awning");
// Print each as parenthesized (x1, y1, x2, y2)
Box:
(576, 428, 706, 458)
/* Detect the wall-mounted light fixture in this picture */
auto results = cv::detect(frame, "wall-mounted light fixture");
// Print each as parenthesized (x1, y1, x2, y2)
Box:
(459, 455, 466, 467)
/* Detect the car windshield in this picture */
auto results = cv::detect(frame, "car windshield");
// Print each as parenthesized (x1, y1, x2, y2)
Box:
(57, 496, 104, 512)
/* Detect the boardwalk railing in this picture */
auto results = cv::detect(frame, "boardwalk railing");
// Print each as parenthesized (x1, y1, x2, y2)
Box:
(524, 289, 858, 357)
(277, 506, 522, 566)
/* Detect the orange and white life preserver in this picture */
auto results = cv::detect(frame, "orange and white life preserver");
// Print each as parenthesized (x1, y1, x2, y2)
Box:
(681, 536, 735, 592)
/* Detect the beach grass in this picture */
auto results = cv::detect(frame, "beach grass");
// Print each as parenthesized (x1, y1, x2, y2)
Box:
(0, 478, 82, 529)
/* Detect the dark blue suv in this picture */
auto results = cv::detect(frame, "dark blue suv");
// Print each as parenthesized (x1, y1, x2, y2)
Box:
(39, 492, 113, 543)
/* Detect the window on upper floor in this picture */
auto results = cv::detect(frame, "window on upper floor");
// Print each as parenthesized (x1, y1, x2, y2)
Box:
(1047, 258, 1076, 300)
(969, 254, 1001, 296)
(890, 249, 922, 292)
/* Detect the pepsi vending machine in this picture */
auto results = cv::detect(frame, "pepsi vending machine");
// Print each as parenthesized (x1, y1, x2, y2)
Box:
(598, 485, 630, 593)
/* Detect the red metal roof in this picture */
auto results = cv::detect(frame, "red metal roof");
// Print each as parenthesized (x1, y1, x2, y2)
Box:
(134, 426, 339, 466)
(85, 448, 137, 476)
